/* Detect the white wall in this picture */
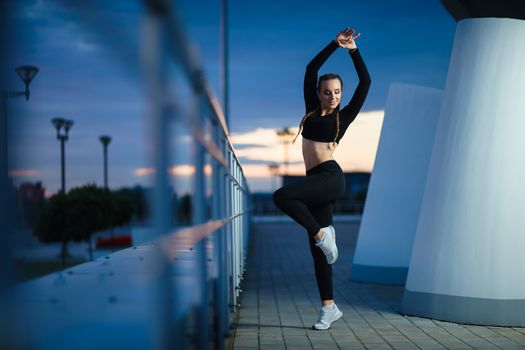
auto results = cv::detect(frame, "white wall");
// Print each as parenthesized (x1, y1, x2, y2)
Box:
(404, 18, 525, 301)
(351, 83, 442, 284)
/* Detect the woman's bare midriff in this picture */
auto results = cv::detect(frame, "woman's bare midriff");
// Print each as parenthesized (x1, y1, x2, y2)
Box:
(302, 137, 337, 172)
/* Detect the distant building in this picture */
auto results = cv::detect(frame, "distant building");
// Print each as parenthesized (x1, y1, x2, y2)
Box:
(16, 181, 46, 228)
(17, 181, 46, 204)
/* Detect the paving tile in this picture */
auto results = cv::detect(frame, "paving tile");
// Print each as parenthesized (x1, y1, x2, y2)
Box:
(259, 344, 285, 350)
(286, 346, 313, 350)
(412, 339, 448, 350)
(387, 342, 419, 349)
(231, 221, 525, 350)
(233, 337, 258, 348)
(340, 346, 368, 350)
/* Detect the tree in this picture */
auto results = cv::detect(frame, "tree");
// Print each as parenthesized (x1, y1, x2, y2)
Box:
(33, 192, 74, 266)
(33, 184, 136, 266)
(66, 185, 113, 260)
(113, 187, 142, 226)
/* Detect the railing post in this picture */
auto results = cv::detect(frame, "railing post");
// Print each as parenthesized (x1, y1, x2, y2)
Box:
(211, 122, 230, 349)
(220, 140, 231, 333)
(193, 95, 209, 349)
(236, 167, 241, 297)
(227, 152, 236, 311)
(141, 6, 180, 350)
(236, 170, 241, 303)
(234, 184, 239, 298)
(211, 121, 220, 349)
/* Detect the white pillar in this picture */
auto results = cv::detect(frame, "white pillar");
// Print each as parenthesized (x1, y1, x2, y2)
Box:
(351, 83, 442, 284)
(401, 18, 525, 326)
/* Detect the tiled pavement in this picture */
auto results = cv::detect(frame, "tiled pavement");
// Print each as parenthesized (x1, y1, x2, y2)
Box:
(230, 220, 525, 350)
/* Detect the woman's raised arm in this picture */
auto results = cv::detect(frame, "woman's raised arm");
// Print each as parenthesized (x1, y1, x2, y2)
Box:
(339, 28, 371, 122)
(303, 40, 339, 113)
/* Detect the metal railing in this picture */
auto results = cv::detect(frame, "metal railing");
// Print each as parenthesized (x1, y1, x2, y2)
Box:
(3, 1, 252, 349)
(140, 2, 252, 348)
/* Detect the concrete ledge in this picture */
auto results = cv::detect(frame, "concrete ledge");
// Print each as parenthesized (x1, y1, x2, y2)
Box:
(401, 289, 525, 326)
(350, 263, 408, 285)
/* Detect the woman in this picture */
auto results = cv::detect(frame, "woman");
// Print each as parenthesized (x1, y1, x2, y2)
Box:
(272, 27, 371, 330)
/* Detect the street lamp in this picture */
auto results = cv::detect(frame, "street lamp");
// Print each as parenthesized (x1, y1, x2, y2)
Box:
(99, 135, 111, 189)
(2, 65, 39, 181)
(1, 65, 39, 289)
(268, 163, 280, 191)
(276, 127, 295, 175)
(14, 66, 39, 100)
(51, 118, 74, 193)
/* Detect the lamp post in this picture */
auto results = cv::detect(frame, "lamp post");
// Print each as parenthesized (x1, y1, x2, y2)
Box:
(1, 66, 39, 188)
(51, 118, 74, 193)
(268, 163, 279, 191)
(12, 66, 40, 100)
(1, 65, 39, 291)
(276, 127, 295, 175)
(99, 135, 111, 189)
(220, 0, 229, 129)
(99, 135, 113, 253)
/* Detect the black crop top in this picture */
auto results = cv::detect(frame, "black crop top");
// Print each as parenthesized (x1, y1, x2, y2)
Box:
(301, 40, 371, 144)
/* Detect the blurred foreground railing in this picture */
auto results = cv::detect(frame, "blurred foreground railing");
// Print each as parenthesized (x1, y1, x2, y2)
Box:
(3, 1, 251, 350)
(116, 1, 252, 348)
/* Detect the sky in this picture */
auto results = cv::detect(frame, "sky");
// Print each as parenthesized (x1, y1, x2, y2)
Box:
(5, 0, 457, 196)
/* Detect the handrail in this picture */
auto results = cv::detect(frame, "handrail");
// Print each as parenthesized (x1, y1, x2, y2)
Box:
(158, 211, 252, 259)
(4, 1, 253, 350)
(142, 2, 252, 349)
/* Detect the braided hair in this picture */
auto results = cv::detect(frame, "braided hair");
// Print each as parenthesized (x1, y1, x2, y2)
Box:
(292, 73, 343, 147)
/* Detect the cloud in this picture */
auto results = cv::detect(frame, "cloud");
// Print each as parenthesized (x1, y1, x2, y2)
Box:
(231, 127, 288, 146)
(134, 167, 153, 176)
(134, 164, 214, 177)
(9, 169, 41, 177)
(168, 164, 213, 176)
(236, 158, 302, 166)
(76, 39, 98, 52)
(232, 143, 267, 150)
(335, 110, 384, 172)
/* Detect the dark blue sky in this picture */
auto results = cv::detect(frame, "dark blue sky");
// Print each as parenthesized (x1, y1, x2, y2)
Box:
(6, 0, 457, 194)
(228, 0, 456, 130)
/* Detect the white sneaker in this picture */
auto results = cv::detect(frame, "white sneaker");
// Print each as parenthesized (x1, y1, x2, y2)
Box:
(312, 303, 343, 330)
(315, 225, 338, 264)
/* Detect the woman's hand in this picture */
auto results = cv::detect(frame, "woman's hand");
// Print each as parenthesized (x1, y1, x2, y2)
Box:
(336, 28, 361, 50)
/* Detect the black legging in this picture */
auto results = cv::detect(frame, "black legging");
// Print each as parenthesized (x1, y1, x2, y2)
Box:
(272, 160, 346, 300)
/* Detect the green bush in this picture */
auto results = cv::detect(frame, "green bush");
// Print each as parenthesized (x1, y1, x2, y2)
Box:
(33, 184, 135, 266)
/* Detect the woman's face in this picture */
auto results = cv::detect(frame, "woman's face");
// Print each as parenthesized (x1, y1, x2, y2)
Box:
(317, 79, 342, 111)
